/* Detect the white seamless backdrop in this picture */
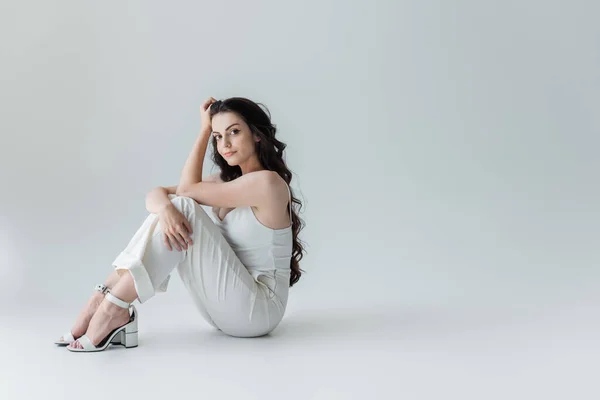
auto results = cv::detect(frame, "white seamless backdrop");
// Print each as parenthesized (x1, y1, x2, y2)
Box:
(1, 0, 598, 312)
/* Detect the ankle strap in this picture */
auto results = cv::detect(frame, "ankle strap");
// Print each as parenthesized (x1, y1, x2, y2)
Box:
(105, 292, 130, 309)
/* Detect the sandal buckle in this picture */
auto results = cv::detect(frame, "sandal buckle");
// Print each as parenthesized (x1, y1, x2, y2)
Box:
(94, 284, 110, 295)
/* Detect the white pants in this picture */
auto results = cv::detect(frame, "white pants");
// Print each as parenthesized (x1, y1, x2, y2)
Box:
(111, 195, 290, 337)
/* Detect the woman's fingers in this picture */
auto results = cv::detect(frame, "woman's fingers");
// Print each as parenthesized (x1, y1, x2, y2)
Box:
(175, 231, 188, 250)
(169, 234, 180, 251)
(170, 225, 190, 251)
(203, 97, 216, 111)
(161, 214, 194, 251)
(172, 235, 182, 251)
(182, 220, 193, 241)
(163, 230, 181, 251)
(163, 233, 173, 251)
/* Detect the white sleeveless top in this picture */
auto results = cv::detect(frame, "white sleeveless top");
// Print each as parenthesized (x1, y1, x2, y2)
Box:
(209, 183, 293, 274)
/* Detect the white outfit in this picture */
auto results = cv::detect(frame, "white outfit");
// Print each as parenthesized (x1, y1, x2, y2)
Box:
(111, 184, 293, 338)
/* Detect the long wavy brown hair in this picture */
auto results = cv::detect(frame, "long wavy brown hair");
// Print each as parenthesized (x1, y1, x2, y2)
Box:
(208, 97, 306, 287)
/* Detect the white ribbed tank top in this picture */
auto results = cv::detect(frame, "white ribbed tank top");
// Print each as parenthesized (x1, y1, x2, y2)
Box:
(210, 183, 293, 274)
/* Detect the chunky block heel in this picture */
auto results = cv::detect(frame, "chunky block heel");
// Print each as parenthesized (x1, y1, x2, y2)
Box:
(111, 329, 138, 348)
(122, 331, 139, 348)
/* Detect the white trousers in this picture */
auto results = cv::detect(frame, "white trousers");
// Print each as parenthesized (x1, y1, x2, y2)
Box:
(111, 195, 290, 337)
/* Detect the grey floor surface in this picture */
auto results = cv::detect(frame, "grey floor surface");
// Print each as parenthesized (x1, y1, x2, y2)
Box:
(1, 288, 597, 400)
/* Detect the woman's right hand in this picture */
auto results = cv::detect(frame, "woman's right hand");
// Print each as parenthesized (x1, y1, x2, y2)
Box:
(158, 204, 194, 251)
(200, 96, 217, 131)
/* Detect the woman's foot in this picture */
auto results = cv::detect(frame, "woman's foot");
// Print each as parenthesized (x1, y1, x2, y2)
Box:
(57, 291, 105, 343)
(67, 297, 131, 349)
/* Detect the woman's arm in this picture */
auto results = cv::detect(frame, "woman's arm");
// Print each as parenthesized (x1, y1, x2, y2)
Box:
(146, 173, 221, 214)
(145, 187, 175, 214)
(178, 128, 212, 192)
(175, 170, 281, 209)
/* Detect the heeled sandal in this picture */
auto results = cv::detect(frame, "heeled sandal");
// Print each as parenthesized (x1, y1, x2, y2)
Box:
(66, 292, 138, 352)
(54, 284, 130, 346)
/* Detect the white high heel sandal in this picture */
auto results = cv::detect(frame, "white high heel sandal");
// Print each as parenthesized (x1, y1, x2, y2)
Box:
(54, 284, 125, 346)
(66, 292, 138, 353)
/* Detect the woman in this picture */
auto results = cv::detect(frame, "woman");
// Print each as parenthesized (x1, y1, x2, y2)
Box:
(55, 96, 306, 352)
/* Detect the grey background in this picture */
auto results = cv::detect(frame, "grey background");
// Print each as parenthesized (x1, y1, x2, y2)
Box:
(0, 1, 598, 399)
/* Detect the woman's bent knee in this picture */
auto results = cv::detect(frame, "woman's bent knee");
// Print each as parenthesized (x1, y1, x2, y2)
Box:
(168, 195, 214, 226)
(168, 195, 196, 216)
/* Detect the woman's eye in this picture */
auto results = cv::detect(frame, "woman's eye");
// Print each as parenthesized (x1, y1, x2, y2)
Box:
(214, 130, 237, 140)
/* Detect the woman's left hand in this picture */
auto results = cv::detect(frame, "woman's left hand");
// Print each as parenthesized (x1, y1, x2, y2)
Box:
(200, 97, 217, 131)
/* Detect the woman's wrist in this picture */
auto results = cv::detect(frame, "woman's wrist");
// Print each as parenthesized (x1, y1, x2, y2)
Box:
(158, 202, 175, 214)
(200, 125, 212, 137)
(146, 187, 174, 214)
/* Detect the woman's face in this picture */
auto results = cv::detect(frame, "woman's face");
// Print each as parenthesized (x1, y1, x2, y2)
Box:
(211, 111, 258, 165)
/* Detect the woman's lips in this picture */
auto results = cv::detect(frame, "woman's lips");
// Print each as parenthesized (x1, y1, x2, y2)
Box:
(223, 151, 236, 157)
